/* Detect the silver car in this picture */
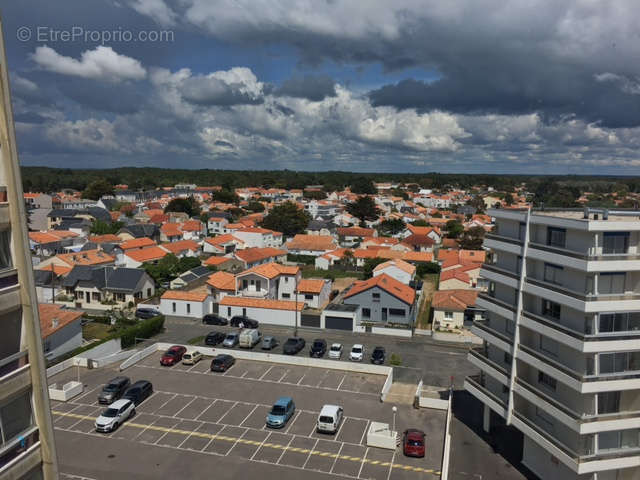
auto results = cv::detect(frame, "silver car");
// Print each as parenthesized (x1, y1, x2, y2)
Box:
(95, 399, 135, 433)
(261, 336, 278, 350)
(223, 331, 240, 348)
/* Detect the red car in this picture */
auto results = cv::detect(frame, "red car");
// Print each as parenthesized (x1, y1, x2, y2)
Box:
(160, 345, 187, 366)
(403, 429, 426, 457)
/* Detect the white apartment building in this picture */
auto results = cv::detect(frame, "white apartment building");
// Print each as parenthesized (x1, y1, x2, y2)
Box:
(466, 207, 640, 480)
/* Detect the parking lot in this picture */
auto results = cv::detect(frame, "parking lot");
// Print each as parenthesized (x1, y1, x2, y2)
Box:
(50, 350, 445, 480)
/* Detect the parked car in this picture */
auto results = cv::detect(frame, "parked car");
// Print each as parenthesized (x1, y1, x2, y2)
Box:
(403, 429, 426, 458)
(202, 313, 228, 326)
(261, 336, 278, 350)
(223, 331, 240, 348)
(266, 397, 295, 428)
(160, 345, 187, 366)
(317, 404, 343, 434)
(310, 339, 327, 358)
(135, 307, 160, 319)
(205, 331, 226, 346)
(182, 350, 203, 365)
(97, 376, 130, 405)
(122, 380, 153, 405)
(349, 344, 364, 362)
(371, 346, 386, 365)
(230, 316, 259, 328)
(95, 399, 135, 433)
(239, 329, 262, 348)
(211, 354, 235, 372)
(283, 337, 306, 355)
(328, 343, 343, 360)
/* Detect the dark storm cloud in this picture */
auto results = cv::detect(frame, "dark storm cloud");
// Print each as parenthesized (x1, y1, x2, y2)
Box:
(180, 76, 263, 106)
(57, 79, 144, 114)
(275, 75, 337, 101)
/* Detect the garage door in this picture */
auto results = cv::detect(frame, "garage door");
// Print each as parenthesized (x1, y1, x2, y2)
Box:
(324, 316, 353, 331)
(301, 313, 320, 328)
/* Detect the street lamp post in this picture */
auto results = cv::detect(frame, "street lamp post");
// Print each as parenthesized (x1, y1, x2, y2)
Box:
(392, 405, 397, 434)
(294, 274, 299, 337)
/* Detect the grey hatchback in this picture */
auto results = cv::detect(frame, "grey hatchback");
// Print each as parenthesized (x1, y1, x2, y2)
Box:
(98, 376, 130, 405)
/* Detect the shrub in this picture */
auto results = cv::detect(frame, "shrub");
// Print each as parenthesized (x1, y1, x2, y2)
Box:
(120, 315, 165, 348)
(389, 353, 402, 366)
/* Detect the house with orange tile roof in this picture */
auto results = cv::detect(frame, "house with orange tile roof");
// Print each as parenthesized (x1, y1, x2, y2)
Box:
(120, 237, 156, 251)
(432, 289, 480, 330)
(343, 273, 417, 325)
(206, 271, 237, 302)
(203, 233, 244, 255)
(37, 249, 115, 271)
(286, 234, 338, 256)
(232, 227, 283, 248)
(336, 227, 377, 247)
(401, 233, 436, 252)
(235, 262, 301, 301)
(439, 263, 485, 291)
(372, 259, 416, 285)
(160, 239, 200, 258)
(295, 278, 332, 309)
(405, 225, 442, 243)
(233, 247, 287, 269)
(88, 234, 121, 244)
(203, 255, 244, 272)
(121, 246, 168, 268)
(29, 230, 81, 256)
(160, 288, 212, 318)
(38, 303, 84, 359)
(314, 248, 354, 270)
(219, 296, 304, 327)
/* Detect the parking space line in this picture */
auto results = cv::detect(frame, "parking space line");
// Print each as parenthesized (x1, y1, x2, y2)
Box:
(283, 410, 302, 434)
(186, 361, 202, 372)
(336, 374, 347, 391)
(275, 434, 296, 465)
(359, 420, 370, 445)
(329, 442, 344, 473)
(334, 416, 346, 441)
(194, 400, 217, 421)
(315, 369, 331, 388)
(228, 427, 249, 456)
(151, 393, 177, 415)
(153, 420, 180, 446)
(301, 438, 319, 469)
(73, 386, 101, 404)
(357, 447, 369, 479)
(296, 372, 307, 385)
(278, 370, 288, 382)
(52, 411, 441, 476)
(259, 365, 274, 380)
(239, 405, 259, 427)
(176, 421, 204, 450)
(217, 401, 238, 423)
(386, 449, 396, 480)
(131, 416, 160, 441)
(173, 396, 197, 418)
(250, 431, 271, 461)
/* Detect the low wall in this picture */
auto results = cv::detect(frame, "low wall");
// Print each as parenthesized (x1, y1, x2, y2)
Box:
(366, 422, 398, 450)
(93, 350, 137, 368)
(413, 328, 432, 336)
(440, 390, 453, 480)
(46, 358, 77, 378)
(119, 343, 159, 371)
(76, 339, 121, 359)
(48, 381, 83, 401)
(432, 331, 482, 344)
(371, 326, 412, 338)
(380, 366, 393, 402)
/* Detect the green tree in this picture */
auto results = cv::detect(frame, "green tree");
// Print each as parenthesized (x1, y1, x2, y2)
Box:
(164, 196, 201, 217)
(346, 196, 379, 224)
(303, 190, 327, 200)
(377, 218, 406, 236)
(504, 193, 515, 206)
(246, 201, 265, 212)
(90, 220, 123, 235)
(178, 256, 202, 272)
(459, 226, 487, 250)
(83, 179, 114, 200)
(211, 190, 240, 204)
(143, 254, 181, 284)
(363, 257, 387, 279)
(415, 262, 441, 277)
(350, 177, 376, 194)
(445, 220, 464, 239)
(260, 201, 311, 236)
(411, 219, 430, 227)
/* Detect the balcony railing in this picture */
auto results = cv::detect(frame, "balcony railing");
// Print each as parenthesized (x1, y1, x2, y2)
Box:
(473, 319, 514, 345)
(481, 263, 520, 281)
(477, 292, 516, 312)
(529, 241, 640, 262)
(515, 377, 582, 421)
(525, 277, 640, 302)
(0, 427, 39, 472)
(0, 269, 18, 290)
(468, 347, 510, 377)
(512, 411, 586, 460)
(484, 233, 524, 247)
(465, 374, 508, 409)
(0, 350, 29, 379)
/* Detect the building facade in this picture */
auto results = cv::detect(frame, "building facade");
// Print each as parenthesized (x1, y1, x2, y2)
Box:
(0, 22, 59, 479)
(466, 207, 640, 480)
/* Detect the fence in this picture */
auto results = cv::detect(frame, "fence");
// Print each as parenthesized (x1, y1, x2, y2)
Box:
(440, 388, 454, 479)
(119, 343, 159, 371)
(371, 326, 412, 338)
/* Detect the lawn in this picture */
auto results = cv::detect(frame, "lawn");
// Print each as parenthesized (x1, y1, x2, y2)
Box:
(82, 322, 114, 341)
(301, 266, 363, 280)
(416, 274, 438, 330)
(187, 335, 205, 345)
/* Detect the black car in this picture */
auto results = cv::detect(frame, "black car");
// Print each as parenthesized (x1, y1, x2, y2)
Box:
(135, 308, 160, 319)
(97, 376, 130, 405)
(371, 346, 386, 365)
(309, 339, 327, 358)
(205, 331, 226, 346)
(202, 314, 228, 326)
(122, 380, 153, 405)
(230, 316, 259, 328)
(211, 354, 235, 372)
(283, 337, 306, 355)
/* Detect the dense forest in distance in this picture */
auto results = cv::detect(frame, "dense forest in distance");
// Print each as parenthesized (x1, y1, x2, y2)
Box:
(19, 166, 640, 208)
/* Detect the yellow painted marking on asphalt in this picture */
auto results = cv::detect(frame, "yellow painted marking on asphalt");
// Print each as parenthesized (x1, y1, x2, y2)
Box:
(52, 410, 441, 475)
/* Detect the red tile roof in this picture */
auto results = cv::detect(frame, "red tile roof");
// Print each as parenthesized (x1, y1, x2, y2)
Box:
(239, 262, 300, 279)
(125, 246, 168, 263)
(219, 296, 304, 311)
(161, 290, 208, 302)
(432, 289, 478, 311)
(120, 237, 156, 250)
(206, 271, 236, 291)
(287, 234, 337, 252)
(296, 279, 326, 294)
(344, 273, 415, 305)
(38, 303, 83, 339)
(160, 240, 199, 254)
(234, 247, 286, 264)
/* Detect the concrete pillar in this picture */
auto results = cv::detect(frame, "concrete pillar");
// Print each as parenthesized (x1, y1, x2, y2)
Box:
(483, 404, 491, 433)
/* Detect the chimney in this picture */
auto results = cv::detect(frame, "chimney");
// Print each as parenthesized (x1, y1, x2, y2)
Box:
(52, 317, 59, 329)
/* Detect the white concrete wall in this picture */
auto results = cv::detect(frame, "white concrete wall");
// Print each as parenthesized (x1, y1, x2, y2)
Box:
(160, 298, 210, 318)
(370, 326, 412, 338)
(220, 304, 298, 327)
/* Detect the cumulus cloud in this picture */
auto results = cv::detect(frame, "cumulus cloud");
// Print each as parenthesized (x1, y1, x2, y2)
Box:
(128, 0, 177, 26)
(179, 67, 264, 105)
(31, 45, 147, 82)
(275, 75, 336, 101)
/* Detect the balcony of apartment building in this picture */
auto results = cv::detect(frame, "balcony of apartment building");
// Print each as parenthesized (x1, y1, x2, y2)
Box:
(0, 223, 19, 315)
(464, 372, 509, 418)
(0, 186, 8, 226)
(471, 314, 515, 355)
(467, 342, 511, 386)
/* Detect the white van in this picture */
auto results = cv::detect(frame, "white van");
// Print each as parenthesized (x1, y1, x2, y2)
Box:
(317, 404, 343, 434)
(239, 329, 262, 348)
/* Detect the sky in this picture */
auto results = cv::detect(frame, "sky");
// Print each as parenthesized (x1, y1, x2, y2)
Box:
(3, 0, 640, 174)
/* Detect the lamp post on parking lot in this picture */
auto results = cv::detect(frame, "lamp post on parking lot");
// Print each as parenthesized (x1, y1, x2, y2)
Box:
(294, 274, 299, 337)
(392, 405, 397, 434)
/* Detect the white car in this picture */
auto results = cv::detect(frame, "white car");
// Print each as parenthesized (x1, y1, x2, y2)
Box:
(95, 399, 135, 433)
(182, 350, 203, 365)
(349, 344, 364, 362)
(329, 343, 343, 359)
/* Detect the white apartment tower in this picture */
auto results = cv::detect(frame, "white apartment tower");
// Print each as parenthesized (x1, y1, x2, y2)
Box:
(0, 17, 59, 480)
(466, 207, 640, 480)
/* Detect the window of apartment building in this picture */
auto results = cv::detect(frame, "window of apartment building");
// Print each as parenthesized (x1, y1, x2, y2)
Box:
(603, 232, 630, 255)
(172, 302, 176, 313)
(502, 384, 509, 394)
(538, 371, 557, 391)
(372, 292, 380, 302)
(186, 304, 191, 314)
(542, 299, 561, 319)
(444, 311, 454, 320)
(0, 391, 33, 446)
(543, 263, 563, 285)
(227, 307, 231, 316)
(597, 391, 621, 415)
(598, 429, 640, 452)
(282, 293, 290, 298)
(488, 281, 496, 297)
(599, 312, 640, 333)
(389, 308, 405, 317)
(362, 308, 371, 319)
(599, 273, 626, 295)
(304, 294, 313, 300)
(516, 255, 523, 275)
(539, 335, 559, 357)
(599, 351, 640, 374)
(0, 229, 12, 270)
(519, 222, 526, 241)
(504, 352, 512, 364)
(506, 319, 515, 335)
(547, 227, 566, 248)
